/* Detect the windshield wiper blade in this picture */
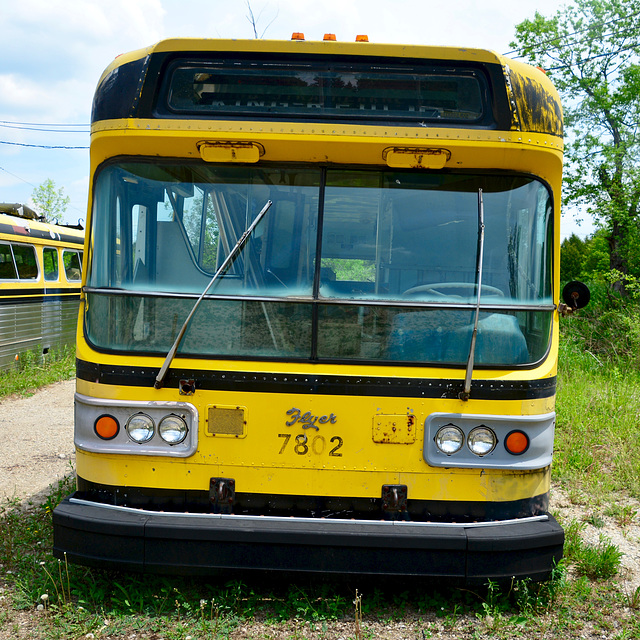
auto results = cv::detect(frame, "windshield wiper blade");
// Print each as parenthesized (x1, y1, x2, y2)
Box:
(459, 188, 485, 401)
(154, 199, 273, 390)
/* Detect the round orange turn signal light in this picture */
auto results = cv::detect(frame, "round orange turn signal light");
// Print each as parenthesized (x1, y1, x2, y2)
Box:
(94, 414, 120, 440)
(505, 430, 529, 455)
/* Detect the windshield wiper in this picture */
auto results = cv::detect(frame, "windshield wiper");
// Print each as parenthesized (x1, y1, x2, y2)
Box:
(459, 188, 485, 401)
(154, 199, 273, 390)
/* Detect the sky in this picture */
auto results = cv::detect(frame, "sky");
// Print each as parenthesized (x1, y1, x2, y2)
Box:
(0, 0, 594, 238)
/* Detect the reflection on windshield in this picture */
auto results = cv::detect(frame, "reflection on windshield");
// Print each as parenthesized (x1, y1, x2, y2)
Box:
(87, 163, 553, 366)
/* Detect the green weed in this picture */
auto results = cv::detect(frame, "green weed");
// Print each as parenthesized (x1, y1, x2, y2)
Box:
(559, 515, 623, 581)
(605, 503, 638, 529)
(574, 536, 623, 580)
(0, 345, 75, 398)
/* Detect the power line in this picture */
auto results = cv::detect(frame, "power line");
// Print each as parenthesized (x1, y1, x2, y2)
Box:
(0, 140, 88, 149)
(504, 9, 640, 59)
(0, 165, 87, 219)
(0, 123, 89, 133)
(544, 42, 640, 71)
(0, 165, 36, 188)
(0, 119, 89, 127)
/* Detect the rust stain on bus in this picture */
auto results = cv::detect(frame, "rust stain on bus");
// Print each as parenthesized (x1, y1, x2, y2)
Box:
(373, 414, 416, 444)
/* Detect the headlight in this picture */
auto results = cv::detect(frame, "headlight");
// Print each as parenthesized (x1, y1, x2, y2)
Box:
(435, 424, 464, 454)
(467, 426, 497, 456)
(126, 413, 155, 443)
(159, 414, 188, 444)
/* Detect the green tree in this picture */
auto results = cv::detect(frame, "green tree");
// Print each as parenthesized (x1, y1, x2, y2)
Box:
(511, 0, 640, 293)
(582, 229, 613, 278)
(31, 178, 70, 224)
(561, 233, 586, 281)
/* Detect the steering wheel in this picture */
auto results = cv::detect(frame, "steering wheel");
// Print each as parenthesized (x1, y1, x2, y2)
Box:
(403, 282, 504, 297)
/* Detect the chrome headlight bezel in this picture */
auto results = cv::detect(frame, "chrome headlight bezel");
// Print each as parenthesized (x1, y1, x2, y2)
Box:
(467, 426, 497, 456)
(126, 412, 155, 443)
(435, 424, 465, 455)
(158, 414, 189, 445)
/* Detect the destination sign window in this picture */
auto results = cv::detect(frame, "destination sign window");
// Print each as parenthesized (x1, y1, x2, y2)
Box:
(165, 59, 486, 124)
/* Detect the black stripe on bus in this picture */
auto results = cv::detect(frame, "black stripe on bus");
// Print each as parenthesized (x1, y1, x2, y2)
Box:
(0, 222, 84, 246)
(0, 287, 81, 296)
(76, 358, 556, 400)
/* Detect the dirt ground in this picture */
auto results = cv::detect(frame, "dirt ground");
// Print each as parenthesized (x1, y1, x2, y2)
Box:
(0, 379, 76, 504)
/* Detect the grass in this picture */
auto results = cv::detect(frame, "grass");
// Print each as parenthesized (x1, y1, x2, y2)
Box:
(0, 346, 75, 398)
(2, 313, 640, 638)
(556, 312, 640, 501)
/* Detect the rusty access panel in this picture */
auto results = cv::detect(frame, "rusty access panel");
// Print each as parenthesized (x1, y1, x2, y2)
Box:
(372, 414, 416, 444)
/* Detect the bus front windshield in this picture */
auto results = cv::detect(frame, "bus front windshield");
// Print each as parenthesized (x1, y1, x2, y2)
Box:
(87, 162, 553, 367)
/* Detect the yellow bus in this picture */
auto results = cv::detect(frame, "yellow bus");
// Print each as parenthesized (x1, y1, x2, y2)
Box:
(0, 203, 83, 371)
(54, 35, 567, 582)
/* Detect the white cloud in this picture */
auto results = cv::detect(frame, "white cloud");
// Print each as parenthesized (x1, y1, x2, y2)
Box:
(0, 75, 44, 112)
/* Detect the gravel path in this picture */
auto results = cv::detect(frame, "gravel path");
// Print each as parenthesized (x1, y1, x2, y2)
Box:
(0, 379, 75, 504)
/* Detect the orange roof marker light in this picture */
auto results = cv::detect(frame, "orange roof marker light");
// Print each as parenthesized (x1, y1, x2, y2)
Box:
(291, 32, 305, 41)
(323, 33, 337, 41)
(355, 34, 369, 42)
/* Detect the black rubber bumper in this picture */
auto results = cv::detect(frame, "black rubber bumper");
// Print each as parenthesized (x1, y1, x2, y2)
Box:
(53, 495, 563, 583)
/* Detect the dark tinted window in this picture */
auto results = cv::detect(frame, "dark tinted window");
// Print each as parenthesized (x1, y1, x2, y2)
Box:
(44, 247, 59, 281)
(0, 244, 17, 279)
(63, 250, 82, 281)
(166, 60, 485, 124)
(12, 244, 38, 279)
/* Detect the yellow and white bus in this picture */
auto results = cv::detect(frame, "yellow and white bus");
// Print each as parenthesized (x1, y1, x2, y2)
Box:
(0, 203, 83, 371)
(54, 35, 566, 582)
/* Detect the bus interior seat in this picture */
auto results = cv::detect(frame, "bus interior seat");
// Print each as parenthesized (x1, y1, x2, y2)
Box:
(320, 266, 336, 282)
(386, 311, 529, 364)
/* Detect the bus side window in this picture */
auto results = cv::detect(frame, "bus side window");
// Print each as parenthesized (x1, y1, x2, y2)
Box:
(0, 243, 17, 279)
(12, 244, 38, 279)
(43, 247, 59, 281)
(63, 250, 82, 281)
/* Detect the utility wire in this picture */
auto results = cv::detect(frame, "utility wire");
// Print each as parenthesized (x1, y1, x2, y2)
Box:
(0, 140, 88, 149)
(504, 9, 640, 59)
(544, 42, 640, 71)
(0, 120, 90, 148)
(0, 165, 86, 220)
(0, 165, 36, 188)
(0, 119, 89, 127)
(0, 123, 89, 133)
